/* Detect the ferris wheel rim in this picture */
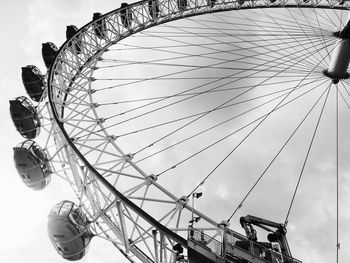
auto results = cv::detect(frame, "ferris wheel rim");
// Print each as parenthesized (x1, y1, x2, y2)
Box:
(46, 0, 350, 261)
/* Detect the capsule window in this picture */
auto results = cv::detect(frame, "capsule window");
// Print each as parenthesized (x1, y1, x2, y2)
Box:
(21, 65, 45, 102)
(178, 0, 188, 10)
(120, 3, 132, 28)
(42, 42, 58, 69)
(92, 13, 107, 39)
(48, 201, 92, 260)
(66, 223, 78, 236)
(13, 140, 51, 190)
(10, 97, 41, 139)
(66, 25, 82, 54)
(148, 0, 160, 19)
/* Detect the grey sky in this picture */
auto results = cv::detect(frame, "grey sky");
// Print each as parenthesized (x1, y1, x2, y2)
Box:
(1, 1, 131, 262)
(1, 1, 350, 263)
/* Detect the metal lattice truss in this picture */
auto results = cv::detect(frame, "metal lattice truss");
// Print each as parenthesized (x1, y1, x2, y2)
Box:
(44, 0, 350, 262)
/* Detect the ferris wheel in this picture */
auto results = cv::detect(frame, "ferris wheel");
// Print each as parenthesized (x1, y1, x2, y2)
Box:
(9, 0, 350, 262)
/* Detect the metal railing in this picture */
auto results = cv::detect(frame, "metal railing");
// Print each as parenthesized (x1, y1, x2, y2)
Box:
(225, 228, 302, 263)
(189, 227, 224, 257)
(189, 227, 302, 263)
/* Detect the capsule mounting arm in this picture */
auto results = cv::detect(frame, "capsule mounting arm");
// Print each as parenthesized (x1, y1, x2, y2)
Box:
(240, 214, 292, 258)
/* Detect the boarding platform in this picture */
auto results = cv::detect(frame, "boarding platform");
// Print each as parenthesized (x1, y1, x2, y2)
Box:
(187, 227, 301, 263)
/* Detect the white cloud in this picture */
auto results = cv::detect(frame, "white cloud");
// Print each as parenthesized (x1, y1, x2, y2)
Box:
(2, 1, 350, 263)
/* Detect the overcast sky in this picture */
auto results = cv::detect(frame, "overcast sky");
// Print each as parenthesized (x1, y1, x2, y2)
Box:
(1, 1, 132, 262)
(1, 1, 350, 263)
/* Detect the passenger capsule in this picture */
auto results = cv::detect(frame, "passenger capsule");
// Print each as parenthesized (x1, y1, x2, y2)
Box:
(92, 13, 107, 39)
(13, 140, 51, 190)
(42, 42, 58, 69)
(177, 0, 188, 11)
(48, 201, 92, 261)
(208, 0, 217, 7)
(21, 65, 45, 102)
(9, 96, 41, 139)
(66, 25, 82, 54)
(120, 3, 133, 29)
(148, 0, 160, 20)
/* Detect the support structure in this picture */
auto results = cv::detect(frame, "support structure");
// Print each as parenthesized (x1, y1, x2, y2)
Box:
(11, 0, 348, 262)
(324, 20, 350, 84)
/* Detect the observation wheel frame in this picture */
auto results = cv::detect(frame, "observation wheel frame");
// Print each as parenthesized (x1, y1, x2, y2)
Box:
(46, 0, 350, 262)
